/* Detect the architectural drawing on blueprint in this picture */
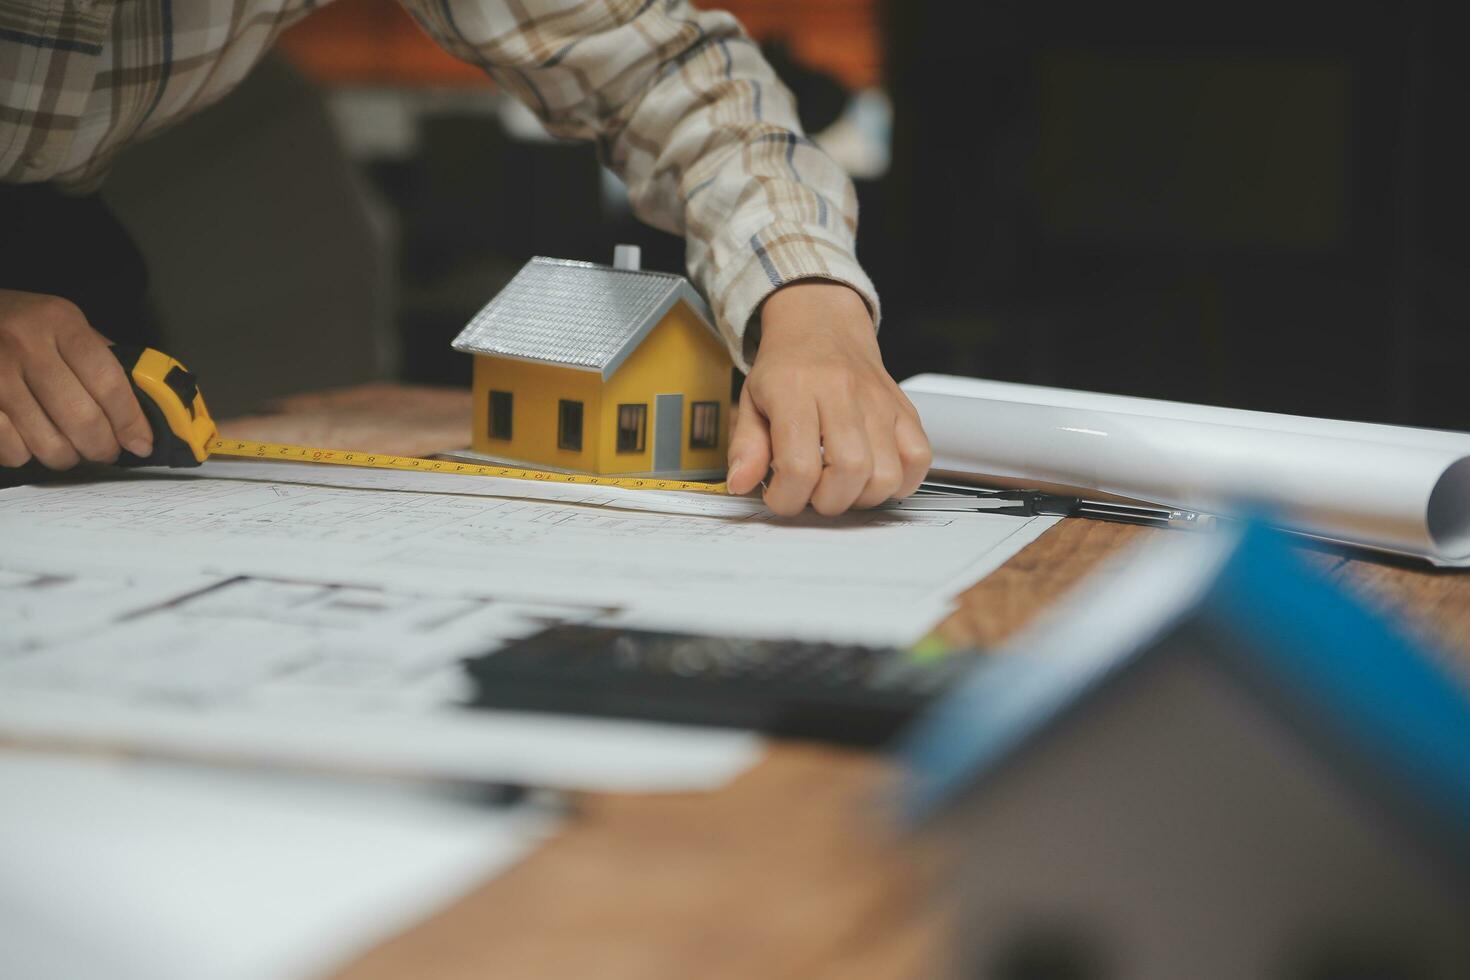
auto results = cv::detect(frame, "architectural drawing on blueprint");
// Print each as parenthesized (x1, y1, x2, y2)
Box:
(0, 471, 1057, 786)
(0, 473, 1056, 641)
(1, 569, 606, 714)
(0, 556, 758, 790)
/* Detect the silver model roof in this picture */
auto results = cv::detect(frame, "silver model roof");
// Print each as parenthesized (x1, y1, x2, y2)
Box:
(450, 257, 718, 380)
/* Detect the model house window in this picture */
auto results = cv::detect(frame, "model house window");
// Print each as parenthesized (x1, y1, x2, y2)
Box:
(558, 399, 584, 452)
(488, 391, 513, 440)
(616, 403, 647, 453)
(689, 401, 720, 449)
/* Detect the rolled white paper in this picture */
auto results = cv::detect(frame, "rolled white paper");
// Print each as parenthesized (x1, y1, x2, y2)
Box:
(901, 374, 1470, 566)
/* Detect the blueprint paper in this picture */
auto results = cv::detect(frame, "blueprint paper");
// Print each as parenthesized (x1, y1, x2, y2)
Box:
(0, 751, 558, 980)
(0, 472, 1052, 642)
(902, 375, 1470, 567)
(0, 473, 1055, 784)
(0, 557, 758, 791)
(0, 564, 218, 655)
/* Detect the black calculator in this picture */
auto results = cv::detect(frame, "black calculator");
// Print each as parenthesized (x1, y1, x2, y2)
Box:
(461, 625, 974, 748)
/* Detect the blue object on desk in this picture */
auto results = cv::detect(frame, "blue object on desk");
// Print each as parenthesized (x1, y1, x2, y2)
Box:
(903, 522, 1470, 841)
(897, 519, 1470, 978)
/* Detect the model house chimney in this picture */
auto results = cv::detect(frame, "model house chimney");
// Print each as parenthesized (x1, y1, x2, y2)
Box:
(613, 244, 641, 271)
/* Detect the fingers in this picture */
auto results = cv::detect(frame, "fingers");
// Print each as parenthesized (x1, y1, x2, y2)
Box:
(0, 411, 30, 467)
(58, 328, 152, 457)
(726, 384, 772, 496)
(762, 389, 823, 517)
(894, 404, 932, 499)
(842, 388, 930, 509)
(852, 408, 903, 510)
(0, 369, 80, 469)
(0, 290, 143, 470)
(24, 342, 122, 463)
(810, 393, 872, 516)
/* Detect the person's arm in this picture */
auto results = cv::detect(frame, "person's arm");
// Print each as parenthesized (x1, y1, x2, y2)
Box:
(0, 289, 153, 469)
(410, 0, 929, 514)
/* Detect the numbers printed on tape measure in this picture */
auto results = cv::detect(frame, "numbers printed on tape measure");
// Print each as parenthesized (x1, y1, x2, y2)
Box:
(208, 438, 729, 496)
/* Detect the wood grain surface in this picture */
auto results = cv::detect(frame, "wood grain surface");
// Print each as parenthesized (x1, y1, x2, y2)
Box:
(214, 385, 1470, 980)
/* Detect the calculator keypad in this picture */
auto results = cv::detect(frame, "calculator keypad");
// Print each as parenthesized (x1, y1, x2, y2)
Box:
(463, 626, 975, 748)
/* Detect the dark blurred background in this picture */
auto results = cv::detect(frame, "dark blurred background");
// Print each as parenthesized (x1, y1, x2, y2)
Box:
(107, 0, 1469, 429)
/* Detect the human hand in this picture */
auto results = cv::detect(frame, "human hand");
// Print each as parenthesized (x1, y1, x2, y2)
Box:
(0, 289, 152, 468)
(726, 281, 931, 516)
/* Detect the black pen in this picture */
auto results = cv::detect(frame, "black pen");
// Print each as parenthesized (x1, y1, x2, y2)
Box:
(899, 482, 1212, 531)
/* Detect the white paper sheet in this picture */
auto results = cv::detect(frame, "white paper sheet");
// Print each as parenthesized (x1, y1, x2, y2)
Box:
(0, 557, 759, 790)
(0, 472, 1055, 784)
(0, 751, 559, 980)
(901, 374, 1470, 566)
(0, 470, 1052, 642)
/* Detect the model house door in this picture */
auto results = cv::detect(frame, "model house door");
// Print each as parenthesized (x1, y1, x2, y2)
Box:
(653, 393, 683, 473)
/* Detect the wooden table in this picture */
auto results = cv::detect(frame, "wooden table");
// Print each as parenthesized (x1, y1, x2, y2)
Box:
(216, 385, 1470, 980)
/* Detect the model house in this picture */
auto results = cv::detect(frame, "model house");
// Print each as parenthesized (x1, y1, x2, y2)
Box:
(900, 524, 1470, 980)
(450, 248, 732, 478)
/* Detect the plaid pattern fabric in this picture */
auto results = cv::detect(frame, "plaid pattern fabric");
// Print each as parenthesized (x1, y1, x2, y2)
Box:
(0, 0, 877, 365)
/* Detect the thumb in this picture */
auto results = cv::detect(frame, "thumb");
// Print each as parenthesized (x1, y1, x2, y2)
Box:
(726, 384, 771, 495)
(113, 406, 156, 459)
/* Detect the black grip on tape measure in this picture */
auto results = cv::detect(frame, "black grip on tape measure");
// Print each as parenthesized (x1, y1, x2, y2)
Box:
(111, 343, 146, 374)
(110, 344, 205, 469)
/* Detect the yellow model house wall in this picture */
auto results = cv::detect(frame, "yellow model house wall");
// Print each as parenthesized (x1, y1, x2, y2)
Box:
(470, 298, 731, 475)
(471, 356, 602, 470)
(597, 301, 731, 475)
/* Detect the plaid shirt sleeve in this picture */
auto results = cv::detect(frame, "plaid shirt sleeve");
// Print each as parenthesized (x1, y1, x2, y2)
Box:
(406, 0, 880, 369)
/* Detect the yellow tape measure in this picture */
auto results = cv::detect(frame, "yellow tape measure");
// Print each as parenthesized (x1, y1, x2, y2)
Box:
(207, 437, 728, 494)
(112, 346, 728, 496)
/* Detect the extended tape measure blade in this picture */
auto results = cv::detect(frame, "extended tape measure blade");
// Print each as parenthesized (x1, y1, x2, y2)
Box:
(206, 438, 729, 496)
